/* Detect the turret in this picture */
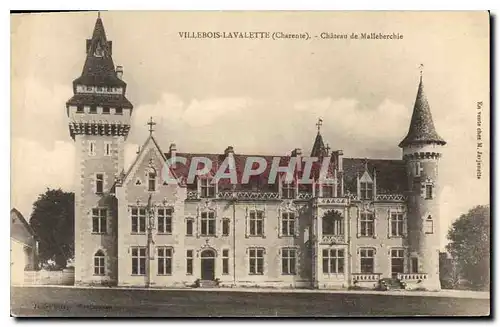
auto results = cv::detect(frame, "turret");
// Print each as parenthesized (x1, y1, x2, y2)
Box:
(399, 70, 446, 290)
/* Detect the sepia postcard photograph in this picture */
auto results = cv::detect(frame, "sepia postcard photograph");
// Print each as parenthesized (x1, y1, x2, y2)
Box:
(10, 10, 490, 317)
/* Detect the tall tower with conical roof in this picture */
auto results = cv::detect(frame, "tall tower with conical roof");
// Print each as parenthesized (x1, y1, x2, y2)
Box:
(399, 71, 446, 291)
(66, 14, 133, 285)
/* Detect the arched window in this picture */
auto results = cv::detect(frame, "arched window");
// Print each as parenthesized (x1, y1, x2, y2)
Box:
(322, 210, 344, 236)
(424, 215, 433, 234)
(94, 250, 105, 276)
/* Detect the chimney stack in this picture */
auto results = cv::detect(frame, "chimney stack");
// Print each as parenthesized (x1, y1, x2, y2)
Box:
(116, 65, 123, 80)
(169, 143, 177, 168)
(292, 148, 303, 172)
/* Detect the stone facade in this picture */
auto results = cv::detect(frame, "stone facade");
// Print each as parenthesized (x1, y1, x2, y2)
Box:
(67, 16, 445, 291)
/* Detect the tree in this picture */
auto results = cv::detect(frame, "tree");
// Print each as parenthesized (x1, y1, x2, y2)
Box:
(29, 189, 74, 268)
(446, 205, 490, 291)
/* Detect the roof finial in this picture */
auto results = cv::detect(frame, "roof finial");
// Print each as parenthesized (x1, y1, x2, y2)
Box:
(97, 11, 101, 19)
(364, 158, 368, 171)
(325, 143, 331, 155)
(147, 117, 156, 136)
(419, 63, 424, 82)
(316, 118, 323, 134)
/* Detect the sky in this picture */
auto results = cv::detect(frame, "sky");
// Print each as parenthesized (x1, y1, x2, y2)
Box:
(11, 11, 489, 249)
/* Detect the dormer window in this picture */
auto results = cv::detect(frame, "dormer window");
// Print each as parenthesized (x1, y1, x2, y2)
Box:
(282, 179, 296, 199)
(115, 107, 123, 115)
(200, 177, 215, 198)
(360, 182, 373, 200)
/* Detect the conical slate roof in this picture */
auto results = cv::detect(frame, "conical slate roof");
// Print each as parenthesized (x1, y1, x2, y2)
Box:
(72, 16, 126, 88)
(399, 77, 446, 148)
(310, 132, 327, 157)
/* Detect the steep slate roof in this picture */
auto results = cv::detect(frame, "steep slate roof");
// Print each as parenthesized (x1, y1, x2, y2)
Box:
(73, 17, 126, 89)
(10, 208, 37, 245)
(310, 132, 327, 157)
(66, 93, 133, 109)
(399, 77, 446, 147)
(342, 158, 407, 194)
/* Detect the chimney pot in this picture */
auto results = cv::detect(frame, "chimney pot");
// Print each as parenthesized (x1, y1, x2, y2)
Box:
(224, 146, 234, 156)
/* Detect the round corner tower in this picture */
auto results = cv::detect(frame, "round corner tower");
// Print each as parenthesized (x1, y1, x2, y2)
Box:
(399, 74, 446, 291)
(65, 15, 133, 285)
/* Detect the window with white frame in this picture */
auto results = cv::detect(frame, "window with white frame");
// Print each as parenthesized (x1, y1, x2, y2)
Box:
(248, 210, 264, 236)
(359, 248, 375, 273)
(148, 171, 156, 192)
(131, 207, 146, 233)
(94, 250, 105, 275)
(282, 180, 296, 199)
(157, 208, 173, 234)
(200, 211, 216, 236)
(281, 212, 296, 237)
(390, 212, 404, 237)
(281, 248, 297, 275)
(424, 215, 434, 234)
(322, 249, 344, 274)
(359, 212, 375, 237)
(391, 249, 405, 278)
(200, 177, 216, 198)
(248, 248, 264, 275)
(222, 249, 229, 275)
(322, 211, 344, 236)
(95, 173, 104, 194)
(104, 142, 112, 156)
(157, 247, 173, 275)
(131, 247, 146, 275)
(360, 182, 373, 200)
(186, 250, 194, 275)
(92, 208, 107, 234)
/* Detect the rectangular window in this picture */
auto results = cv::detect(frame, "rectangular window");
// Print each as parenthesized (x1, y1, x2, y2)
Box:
(222, 219, 230, 236)
(104, 142, 111, 156)
(222, 249, 229, 275)
(282, 181, 295, 199)
(391, 249, 405, 278)
(157, 208, 172, 234)
(200, 178, 215, 198)
(186, 219, 193, 236)
(131, 247, 146, 275)
(95, 173, 104, 194)
(131, 207, 147, 233)
(186, 250, 193, 275)
(321, 184, 334, 198)
(360, 212, 374, 237)
(88, 141, 96, 156)
(89, 105, 97, 114)
(281, 248, 297, 275)
(322, 249, 345, 274)
(94, 255, 105, 275)
(248, 248, 264, 275)
(411, 258, 419, 273)
(360, 182, 373, 200)
(360, 248, 375, 273)
(201, 211, 216, 236)
(390, 213, 404, 237)
(425, 185, 433, 199)
(148, 172, 156, 192)
(76, 105, 84, 113)
(415, 162, 421, 176)
(115, 107, 123, 115)
(92, 208, 107, 234)
(425, 216, 434, 234)
(249, 210, 264, 236)
(281, 212, 295, 237)
(102, 106, 110, 114)
(157, 247, 173, 275)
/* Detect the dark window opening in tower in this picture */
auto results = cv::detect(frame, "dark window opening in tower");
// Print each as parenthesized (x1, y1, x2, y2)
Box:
(76, 105, 84, 113)
(360, 182, 373, 200)
(89, 105, 97, 114)
(115, 107, 123, 115)
(425, 184, 433, 199)
(322, 211, 344, 236)
(425, 215, 434, 234)
(96, 173, 104, 194)
(102, 106, 110, 114)
(415, 162, 421, 176)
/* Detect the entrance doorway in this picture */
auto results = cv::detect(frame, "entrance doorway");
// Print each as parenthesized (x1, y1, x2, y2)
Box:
(200, 249, 216, 280)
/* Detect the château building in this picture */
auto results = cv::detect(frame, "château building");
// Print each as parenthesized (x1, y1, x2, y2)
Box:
(67, 16, 446, 290)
